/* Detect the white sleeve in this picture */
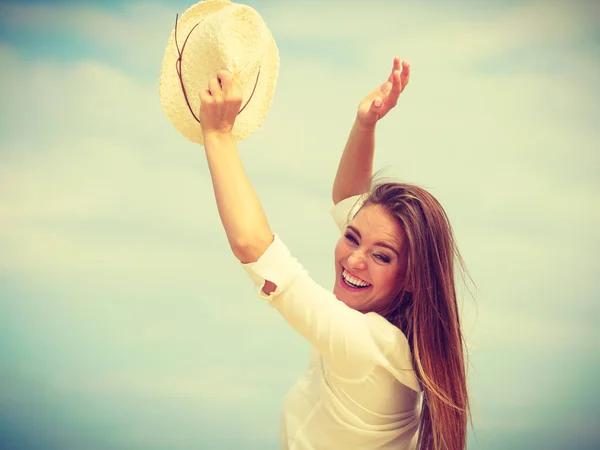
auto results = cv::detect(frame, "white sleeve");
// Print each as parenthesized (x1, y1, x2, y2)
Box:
(329, 194, 368, 233)
(241, 234, 421, 390)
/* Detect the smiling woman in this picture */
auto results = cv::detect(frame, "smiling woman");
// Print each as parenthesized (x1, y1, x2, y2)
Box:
(333, 202, 408, 313)
(196, 40, 471, 448)
(335, 180, 472, 450)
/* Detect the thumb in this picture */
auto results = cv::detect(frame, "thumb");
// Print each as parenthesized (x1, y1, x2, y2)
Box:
(368, 97, 383, 120)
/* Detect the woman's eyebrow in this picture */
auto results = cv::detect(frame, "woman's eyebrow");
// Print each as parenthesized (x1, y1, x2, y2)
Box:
(347, 225, 361, 238)
(347, 225, 400, 256)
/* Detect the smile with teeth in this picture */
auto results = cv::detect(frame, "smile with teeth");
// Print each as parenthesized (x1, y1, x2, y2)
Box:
(342, 269, 371, 289)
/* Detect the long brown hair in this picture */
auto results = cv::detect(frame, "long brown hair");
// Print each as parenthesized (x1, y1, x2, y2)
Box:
(361, 180, 471, 450)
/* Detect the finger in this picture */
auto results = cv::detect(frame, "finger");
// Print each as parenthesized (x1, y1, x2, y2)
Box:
(208, 78, 223, 103)
(209, 78, 222, 97)
(368, 98, 383, 121)
(373, 97, 383, 109)
(217, 70, 233, 95)
(199, 89, 212, 102)
(388, 56, 401, 82)
(401, 60, 411, 88)
(390, 69, 402, 96)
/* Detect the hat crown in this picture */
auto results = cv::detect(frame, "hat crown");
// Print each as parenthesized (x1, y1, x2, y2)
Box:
(193, 5, 268, 77)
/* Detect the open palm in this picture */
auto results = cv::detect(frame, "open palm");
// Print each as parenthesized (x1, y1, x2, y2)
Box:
(357, 57, 410, 126)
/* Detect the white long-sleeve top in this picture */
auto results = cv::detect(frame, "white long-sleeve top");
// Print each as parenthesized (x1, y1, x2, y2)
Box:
(242, 196, 423, 450)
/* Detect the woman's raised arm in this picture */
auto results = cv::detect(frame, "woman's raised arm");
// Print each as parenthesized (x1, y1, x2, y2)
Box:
(332, 57, 410, 204)
(200, 70, 273, 265)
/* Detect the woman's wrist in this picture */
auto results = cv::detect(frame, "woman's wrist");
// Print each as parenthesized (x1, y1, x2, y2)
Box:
(354, 116, 377, 132)
(203, 129, 234, 146)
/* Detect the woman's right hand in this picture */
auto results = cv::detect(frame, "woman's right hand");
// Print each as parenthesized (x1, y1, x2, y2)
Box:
(356, 57, 410, 127)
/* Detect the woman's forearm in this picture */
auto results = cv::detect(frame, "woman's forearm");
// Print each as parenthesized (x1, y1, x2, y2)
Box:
(203, 132, 274, 264)
(332, 119, 375, 204)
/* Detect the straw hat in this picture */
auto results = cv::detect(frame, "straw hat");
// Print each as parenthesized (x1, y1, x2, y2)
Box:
(159, 0, 279, 145)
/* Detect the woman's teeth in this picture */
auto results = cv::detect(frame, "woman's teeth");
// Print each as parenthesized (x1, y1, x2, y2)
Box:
(342, 270, 371, 288)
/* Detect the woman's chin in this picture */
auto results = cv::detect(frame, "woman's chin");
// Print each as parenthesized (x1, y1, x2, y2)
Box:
(333, 284, 344, 301)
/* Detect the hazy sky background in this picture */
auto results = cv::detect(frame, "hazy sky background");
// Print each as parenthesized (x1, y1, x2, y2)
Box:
(1, 0, 598, 449)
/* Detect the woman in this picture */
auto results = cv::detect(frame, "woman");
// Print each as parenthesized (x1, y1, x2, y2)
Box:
(199, 57, 470, 450)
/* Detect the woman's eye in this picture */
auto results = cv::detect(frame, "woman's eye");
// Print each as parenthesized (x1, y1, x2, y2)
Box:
(374, 254, 390, 263)
(344, 233, 358, 244)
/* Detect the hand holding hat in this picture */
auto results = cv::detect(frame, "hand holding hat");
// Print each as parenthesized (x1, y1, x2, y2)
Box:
(357, 57, 411, 127)
(199, 70, 243, 138)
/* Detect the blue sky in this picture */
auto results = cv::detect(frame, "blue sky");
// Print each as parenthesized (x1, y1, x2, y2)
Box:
(0, 0, 599, 449)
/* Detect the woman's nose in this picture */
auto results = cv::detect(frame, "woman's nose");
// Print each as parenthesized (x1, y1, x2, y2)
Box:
(347, 251, 367, 271)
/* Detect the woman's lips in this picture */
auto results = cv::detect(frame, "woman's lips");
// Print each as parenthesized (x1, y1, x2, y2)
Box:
(339, 270, 372, 292)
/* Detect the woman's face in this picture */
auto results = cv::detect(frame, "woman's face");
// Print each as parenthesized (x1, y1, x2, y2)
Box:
(333, 204, 407, 313)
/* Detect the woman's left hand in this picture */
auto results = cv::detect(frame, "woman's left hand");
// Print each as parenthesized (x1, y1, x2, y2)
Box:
(199, 70, 243, 137)
(356, 57, 410, 127)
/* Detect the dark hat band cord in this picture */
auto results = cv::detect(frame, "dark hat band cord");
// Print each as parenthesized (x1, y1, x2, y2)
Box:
(174, 13, 261, 125)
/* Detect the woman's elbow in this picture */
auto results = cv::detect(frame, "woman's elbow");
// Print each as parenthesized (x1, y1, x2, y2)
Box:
(231, 234, 273, 264)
